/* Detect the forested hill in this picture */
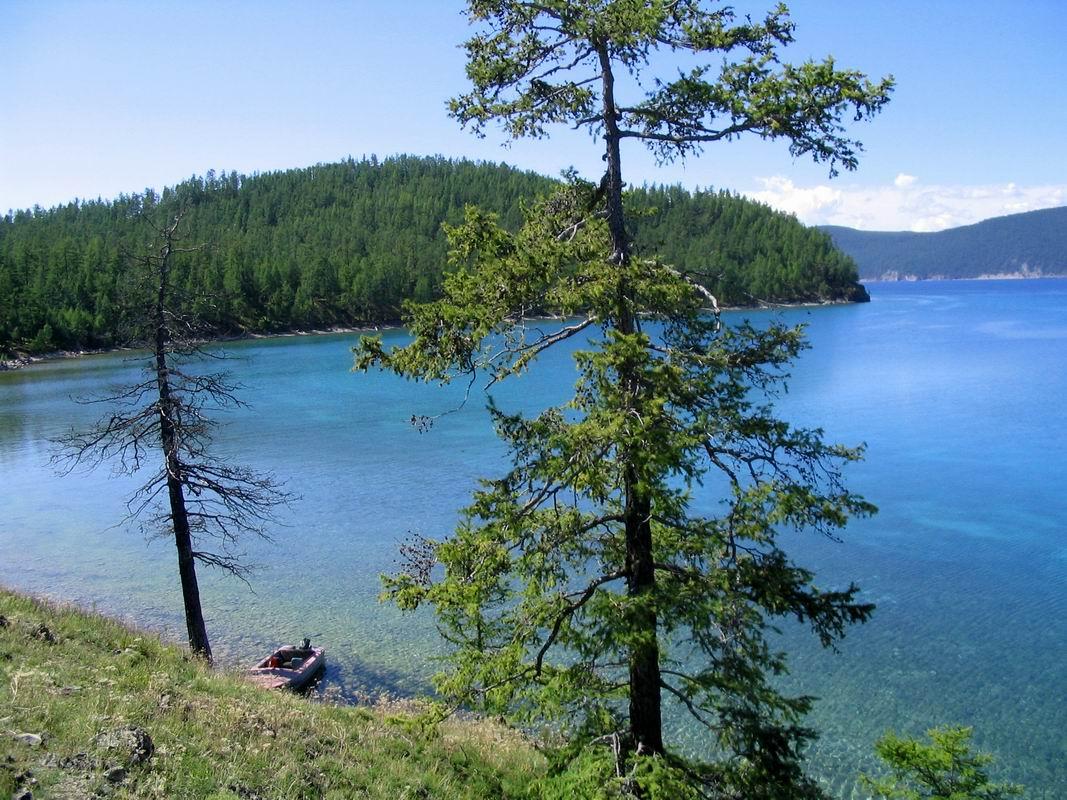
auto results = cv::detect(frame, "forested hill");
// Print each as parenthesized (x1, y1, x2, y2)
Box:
(0, 155, 866, 354)
(822, 205, 1067, 280)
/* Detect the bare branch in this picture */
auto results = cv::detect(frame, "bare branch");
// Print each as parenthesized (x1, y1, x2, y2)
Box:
(534, 569, 626, 675)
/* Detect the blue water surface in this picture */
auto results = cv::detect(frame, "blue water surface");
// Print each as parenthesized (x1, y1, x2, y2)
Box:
(1, 279, 1064, 797)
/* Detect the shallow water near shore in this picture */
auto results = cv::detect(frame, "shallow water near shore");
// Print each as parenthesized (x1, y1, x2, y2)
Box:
(2, 279, 1065, 797)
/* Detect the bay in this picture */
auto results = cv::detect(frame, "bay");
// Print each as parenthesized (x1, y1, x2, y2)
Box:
(1, 279, 1064, 797)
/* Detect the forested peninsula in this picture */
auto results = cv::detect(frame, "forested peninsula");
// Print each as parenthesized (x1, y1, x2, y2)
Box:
(0, 155, 866, 356)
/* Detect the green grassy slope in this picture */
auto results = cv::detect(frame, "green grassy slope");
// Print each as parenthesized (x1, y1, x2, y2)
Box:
(0, 589, 541, 800)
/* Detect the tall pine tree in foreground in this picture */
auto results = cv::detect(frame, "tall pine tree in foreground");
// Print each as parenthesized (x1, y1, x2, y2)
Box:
(358, 2, 891, 796)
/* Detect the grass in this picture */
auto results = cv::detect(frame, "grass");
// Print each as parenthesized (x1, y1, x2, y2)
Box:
(0, 589, 542, 799)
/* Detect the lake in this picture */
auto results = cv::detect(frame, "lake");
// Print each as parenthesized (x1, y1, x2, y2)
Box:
(2, 279, 1064, 798)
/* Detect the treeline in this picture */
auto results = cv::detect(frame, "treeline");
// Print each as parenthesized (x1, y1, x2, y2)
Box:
(631, 185, 867, 304)
(822, 205, 1067, 280)
(0, 155, 865, 354)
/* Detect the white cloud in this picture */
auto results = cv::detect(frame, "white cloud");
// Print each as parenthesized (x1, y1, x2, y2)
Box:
(744, 177, 844, 220)
(744, 176, 1067, 232)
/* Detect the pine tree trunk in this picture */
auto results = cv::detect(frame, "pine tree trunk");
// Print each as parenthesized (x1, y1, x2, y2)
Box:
(598, 43, 664, 756)
(624, 466, 664, 754)
(168, 463, 212, 661)
(154, 228, 212, 662)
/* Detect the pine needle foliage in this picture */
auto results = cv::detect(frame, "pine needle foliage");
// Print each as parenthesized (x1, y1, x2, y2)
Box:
(862, 726, 1023, 800)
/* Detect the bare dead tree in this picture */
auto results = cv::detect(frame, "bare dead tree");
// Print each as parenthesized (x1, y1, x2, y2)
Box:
(54, 207, 291, 662)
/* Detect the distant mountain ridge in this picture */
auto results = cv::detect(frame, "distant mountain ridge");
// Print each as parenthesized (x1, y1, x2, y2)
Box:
(821, 206, 1067, 280)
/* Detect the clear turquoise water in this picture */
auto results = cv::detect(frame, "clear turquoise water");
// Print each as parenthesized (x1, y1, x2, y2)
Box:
(2, 280, 1064, 797)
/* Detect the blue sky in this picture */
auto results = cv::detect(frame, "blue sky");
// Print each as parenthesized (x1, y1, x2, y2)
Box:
(2, 1, 1064, 231)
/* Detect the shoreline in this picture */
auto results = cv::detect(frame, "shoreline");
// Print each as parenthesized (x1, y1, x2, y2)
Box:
(863, 272, 1067, 283)
(0, 323, 396, 373)
(0, 297, 863, 373)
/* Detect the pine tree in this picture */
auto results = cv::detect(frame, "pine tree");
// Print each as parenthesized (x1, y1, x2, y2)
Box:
(358, 2, 891, 797)
(55, 207, 291, 661)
